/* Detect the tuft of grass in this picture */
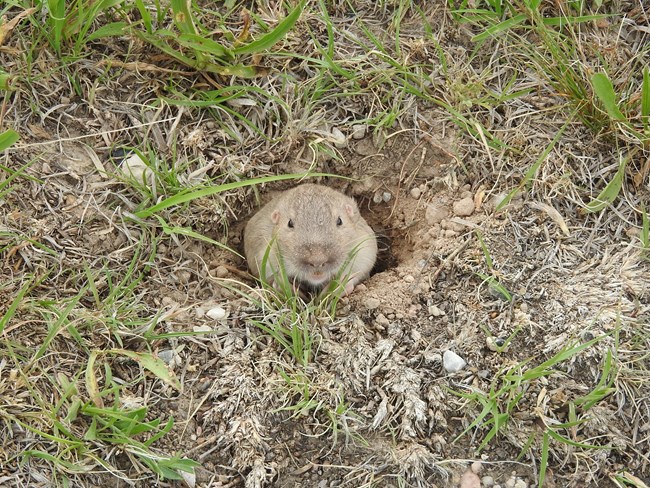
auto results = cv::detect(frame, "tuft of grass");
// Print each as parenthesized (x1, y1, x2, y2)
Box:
(475, 230, 513, 302)
(451, 332, 616, 487)
(1, 284, 198, 484)
(131, 0, 307, 76)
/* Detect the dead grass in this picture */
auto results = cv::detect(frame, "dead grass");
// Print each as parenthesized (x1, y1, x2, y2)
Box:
(1, 0, 649, 487)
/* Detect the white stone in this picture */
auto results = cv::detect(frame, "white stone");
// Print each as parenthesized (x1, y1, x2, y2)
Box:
(482, 476, 495, 487)
(207, 306, 227, 320)
(193, 325, 212, 332)
(410, 187, 421, 199)
(351, 124, 367, 140)
(443, 350, 467, 373)
(331, 127, 347, 148)
(428, 305, 445, 317)
(158, 349, 175, 365)
(119, 152, 153, 182)
(365, 297, 381, 310)
(425, 204, 449, 225)
(453, 197, 475, 217)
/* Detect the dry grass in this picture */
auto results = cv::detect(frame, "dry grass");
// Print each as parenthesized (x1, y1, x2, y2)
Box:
(1, 0, 649, 487)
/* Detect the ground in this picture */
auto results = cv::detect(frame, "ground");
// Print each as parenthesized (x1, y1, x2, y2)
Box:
(1, 1, 649, 488)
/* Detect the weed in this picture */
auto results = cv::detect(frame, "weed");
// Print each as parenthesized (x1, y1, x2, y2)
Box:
(451, 332, 616, 487)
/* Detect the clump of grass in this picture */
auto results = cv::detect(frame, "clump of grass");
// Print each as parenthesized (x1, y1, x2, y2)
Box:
(451, 332, 617, 487)
(0, 273, 196, 484)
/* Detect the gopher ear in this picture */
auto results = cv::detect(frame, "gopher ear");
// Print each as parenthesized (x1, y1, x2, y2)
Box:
(345, 203, 358, 218)
(271, 209, 280, 224)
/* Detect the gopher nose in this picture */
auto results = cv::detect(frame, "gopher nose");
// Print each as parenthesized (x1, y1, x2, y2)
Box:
(304, 247, 329, 269)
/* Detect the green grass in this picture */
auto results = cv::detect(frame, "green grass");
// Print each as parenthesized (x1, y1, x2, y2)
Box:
(451, 332, 616, 487)
(0, 270, 195, 483)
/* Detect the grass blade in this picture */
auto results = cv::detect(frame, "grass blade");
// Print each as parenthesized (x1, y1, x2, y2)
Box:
(0, 129, 19, 150)
(496, 123, 568, 211)
(585, 156, 626, 213)
(109, 349, 182, 390)
(642, 66, 650, 128)
(591, 73, 626, 121)
(134, 172, 332, 218)
(472, 14, 527, 43)
(233, 0, 306, 55)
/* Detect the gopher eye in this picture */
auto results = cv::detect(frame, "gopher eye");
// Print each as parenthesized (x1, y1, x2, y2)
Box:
(288, 219, 294, 228)
(336, 216, 343, 226)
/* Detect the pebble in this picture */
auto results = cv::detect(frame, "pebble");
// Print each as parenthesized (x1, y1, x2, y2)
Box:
(158, 349, 175, 365)
(471, 461, 482, 474)
(215, 265, 228, 278)
(443, 350, 467, 373)
(490, 192, 508, 209)
(382, 191, 392, 203)
(410, 187, 421, 199)
(453, 197, 475, 217)
(459, 469, 481, 488)
(207, 306, 227, 320)
(364, 297, 381, 310)
(351, 124, 367, 140)
(119, 152, 153, 182)
(428, 305, 445, 317)
(482, 476, 495, 487)
(331, 127, 347, 148)
(505, 476, 527, 488)
(193, 325, 213, 332)
(425, 204, 449, 225)
(403, 274, 414, 283)
(354, 138, 376, 156)
(375, 314, 390, 326)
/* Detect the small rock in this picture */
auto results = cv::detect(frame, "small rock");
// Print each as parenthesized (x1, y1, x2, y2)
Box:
(443, 350, 467, 373)
(482, 476, 495, 487)
(158, 349, 175, 365)
(410, 187, 422, 199)
(375, 313, 390, 326)
(119, 152, 153, 182)
(331, 127, 347, 148)
(174, 270, 192, 283)
(459, 469, 481, 488)
(453, 197, 475, 217)
(351, 124, 367, 140)
(403, 274, 414, 283)
(364, 297, 381, 310)
(193, 325, 212, 332)
(382, 191, 392, 202)
(425, 204, 449, 225)
(372, 192, 383, 204)
(471, 461, 482, 474)
(215, 265, 228, 278)
(514, 479, 527, 488)
(428, 305, 445, 317)
(207, 306, 227, 320)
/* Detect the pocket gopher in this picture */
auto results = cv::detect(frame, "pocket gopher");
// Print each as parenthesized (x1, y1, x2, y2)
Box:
(244, 184, 377, 295)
